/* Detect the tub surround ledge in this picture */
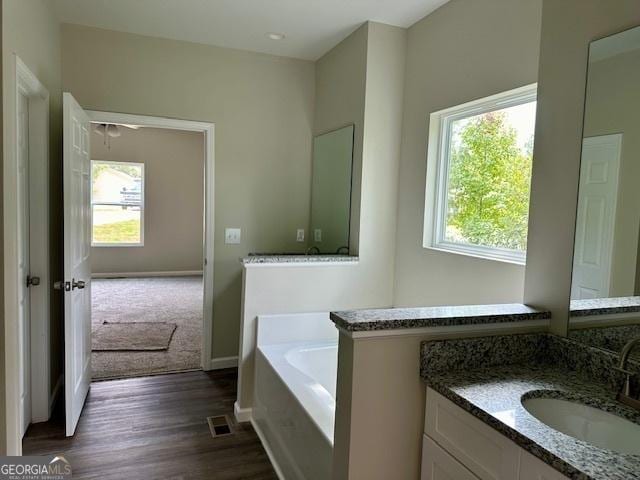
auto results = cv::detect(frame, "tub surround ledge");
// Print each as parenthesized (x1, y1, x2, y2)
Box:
(570, 296, 640, 317)
(241, 254, 359, 265)
(331, 303, 550, 332)
(421, 334, 640, 480)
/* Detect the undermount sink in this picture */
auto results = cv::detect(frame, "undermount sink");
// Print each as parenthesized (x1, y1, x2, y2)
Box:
(522, 397, 640, 455)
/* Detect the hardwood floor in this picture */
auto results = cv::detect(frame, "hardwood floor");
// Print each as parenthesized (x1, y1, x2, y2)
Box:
(23, 370, 277, 480)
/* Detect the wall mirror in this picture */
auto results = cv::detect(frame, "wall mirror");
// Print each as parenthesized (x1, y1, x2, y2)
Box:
(308, 124, 354, 254)
(568, 26, 640, 357)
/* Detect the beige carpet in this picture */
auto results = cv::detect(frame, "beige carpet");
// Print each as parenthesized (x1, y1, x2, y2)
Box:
(91, 276, 203, 380)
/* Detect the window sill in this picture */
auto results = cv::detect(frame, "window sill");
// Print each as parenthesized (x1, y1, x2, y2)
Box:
(424, 244, 526, 266)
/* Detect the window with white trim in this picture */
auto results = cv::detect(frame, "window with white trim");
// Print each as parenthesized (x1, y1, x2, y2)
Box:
(91, 160, 144, 246)
(424, 84, 537, 264)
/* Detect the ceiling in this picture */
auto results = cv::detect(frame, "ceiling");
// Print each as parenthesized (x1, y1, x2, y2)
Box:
(54, 0, 450, 60)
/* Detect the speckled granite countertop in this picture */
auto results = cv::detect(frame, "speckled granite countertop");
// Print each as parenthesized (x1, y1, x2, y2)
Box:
(330, 303, 550, 332)
(570, 296, 640, 317)
(241, 254, 359, 265)
(421, 334, 640, 480)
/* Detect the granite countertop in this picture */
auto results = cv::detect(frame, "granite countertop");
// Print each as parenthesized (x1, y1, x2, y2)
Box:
(241, 254, 359, 265)
(330, 303, 550, 332)
(570, 296, 640, 317)
(421, 334, 640, 480)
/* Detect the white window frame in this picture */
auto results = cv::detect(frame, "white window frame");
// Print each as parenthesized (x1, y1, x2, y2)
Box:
(91, 160, 145, 247)
(423, 83, 537, 265)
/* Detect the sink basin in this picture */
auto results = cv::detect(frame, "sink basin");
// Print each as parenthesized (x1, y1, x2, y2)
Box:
(522, 397, 640, 455)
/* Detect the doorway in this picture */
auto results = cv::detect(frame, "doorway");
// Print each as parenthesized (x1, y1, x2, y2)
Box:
(55, 105, 216, 435)
(5, 56, 52, 454)
(88, 124, 206, 379)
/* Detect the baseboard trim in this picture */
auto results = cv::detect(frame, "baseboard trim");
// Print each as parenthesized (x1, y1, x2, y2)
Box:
(209, 356, 238, 370)
(234, 401, 253, 423)
(48, 374, 63, 418)
(250, 418, 285, 480)
(92, 270, 203, 279)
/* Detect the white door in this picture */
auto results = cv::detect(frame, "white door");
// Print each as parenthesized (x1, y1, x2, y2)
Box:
(63, 92, 92, 436)
(571, 134, 622, 299)
(17, 91, 31, 437)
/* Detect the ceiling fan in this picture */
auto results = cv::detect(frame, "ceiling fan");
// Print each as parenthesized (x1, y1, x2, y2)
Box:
(92, 122, 140, 148)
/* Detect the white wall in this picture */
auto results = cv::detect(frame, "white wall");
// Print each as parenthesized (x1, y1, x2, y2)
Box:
(237, 21, 406, 411)
(61, 24, 316, 360)
(392, 0, 542, 308)
(90, 127, 205, 274)
(524, 0, 640, 334)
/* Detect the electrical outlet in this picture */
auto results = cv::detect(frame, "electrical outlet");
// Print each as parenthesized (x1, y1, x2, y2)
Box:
(225, 228, 241, 245)
(314, 229, 322, 242)
(296, 229, 305, 242)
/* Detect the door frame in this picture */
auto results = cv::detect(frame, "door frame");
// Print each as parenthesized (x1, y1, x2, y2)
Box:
(4, 55, 51, 455)
(86, 110, 215, 371)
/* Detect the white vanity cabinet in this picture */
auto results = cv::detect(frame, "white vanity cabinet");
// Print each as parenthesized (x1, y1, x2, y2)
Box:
(421, 388, 569, 480)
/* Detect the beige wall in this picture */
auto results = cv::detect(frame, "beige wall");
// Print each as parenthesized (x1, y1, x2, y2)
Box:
(524, 0, 640, 334)
(61, 24, 316, 359)
(2, 0, 62, 452)
(237, 21, 406, 411)
(392, 0, 542, 308)
(90, 127, 205, 274)
(314, 24, 368, 253)
(582, 50, 640, 296)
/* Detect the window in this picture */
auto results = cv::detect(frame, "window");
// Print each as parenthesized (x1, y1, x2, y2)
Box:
(424, 84, 537, 264)
(91, 160, 144, 246)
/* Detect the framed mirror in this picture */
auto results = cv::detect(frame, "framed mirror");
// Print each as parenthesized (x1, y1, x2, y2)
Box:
(308, 124, 355, 254)
(568, 26, 640, 357)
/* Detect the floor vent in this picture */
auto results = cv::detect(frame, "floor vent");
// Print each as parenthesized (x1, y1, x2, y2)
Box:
(207, 415, 233, 438)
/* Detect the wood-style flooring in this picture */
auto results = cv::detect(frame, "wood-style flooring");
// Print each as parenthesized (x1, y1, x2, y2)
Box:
(23, 369, 277, 480)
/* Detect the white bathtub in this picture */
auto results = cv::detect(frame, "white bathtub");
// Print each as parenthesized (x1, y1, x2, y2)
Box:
(253, 313, 338, 480)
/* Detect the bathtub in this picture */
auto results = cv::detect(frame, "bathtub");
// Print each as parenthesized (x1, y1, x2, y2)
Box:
(253, 313, 338, 480)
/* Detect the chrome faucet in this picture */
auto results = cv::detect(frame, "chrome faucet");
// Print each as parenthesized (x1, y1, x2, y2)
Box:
(617, 337, 640, 411)
(305, 246, 320, 255)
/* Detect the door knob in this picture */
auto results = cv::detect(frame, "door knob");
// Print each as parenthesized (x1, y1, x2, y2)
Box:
(72, 279, 86, 290)
(26, 275, 41, 287)
(54, 280, 70, 291)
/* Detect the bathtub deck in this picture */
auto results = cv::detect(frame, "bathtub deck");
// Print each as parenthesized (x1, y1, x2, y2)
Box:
(22, 369, 277, 480)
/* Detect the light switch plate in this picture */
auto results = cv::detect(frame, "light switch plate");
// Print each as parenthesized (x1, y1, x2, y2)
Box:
(225, 228, 241, 245)
(314, 229, 322, 242)
(296, 229, 305, 242)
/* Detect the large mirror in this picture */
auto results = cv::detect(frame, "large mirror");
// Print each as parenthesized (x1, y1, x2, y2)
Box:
(568, 26, 640, 357)
(308, 125, 354, 254)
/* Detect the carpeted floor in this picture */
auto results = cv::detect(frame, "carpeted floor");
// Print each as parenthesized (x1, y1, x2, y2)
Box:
(91, 276, 203, 380)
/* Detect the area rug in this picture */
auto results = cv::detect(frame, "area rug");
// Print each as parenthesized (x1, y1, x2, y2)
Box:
(91, 276, 203, 380)
(92, 322, 177, 351)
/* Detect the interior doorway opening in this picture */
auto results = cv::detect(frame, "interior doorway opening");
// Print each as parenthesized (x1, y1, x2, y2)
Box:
(85, 110, 216, 385)
(88, 123, 207, 380)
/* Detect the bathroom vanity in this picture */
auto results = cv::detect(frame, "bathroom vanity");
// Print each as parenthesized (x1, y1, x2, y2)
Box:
(420, 335, 640, 479)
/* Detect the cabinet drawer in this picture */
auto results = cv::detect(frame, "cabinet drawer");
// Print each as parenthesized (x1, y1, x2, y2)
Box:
(519, 451, 569, 480)
(425, 388, 520, 480)
(422, 435, 479, 480)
